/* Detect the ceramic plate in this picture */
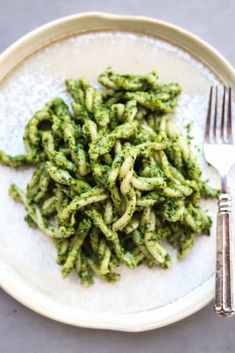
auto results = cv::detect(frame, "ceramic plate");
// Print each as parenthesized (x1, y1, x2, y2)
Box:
(0, 13, 235, 331)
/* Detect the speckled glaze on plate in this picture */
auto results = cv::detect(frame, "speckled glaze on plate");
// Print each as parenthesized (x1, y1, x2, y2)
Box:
(0, 13, 235, 332)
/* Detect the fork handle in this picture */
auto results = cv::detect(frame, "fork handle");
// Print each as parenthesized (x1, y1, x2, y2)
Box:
(215, 193, 235, 317)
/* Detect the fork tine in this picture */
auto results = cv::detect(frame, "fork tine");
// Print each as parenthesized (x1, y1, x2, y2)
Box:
(205, 86, 213, 142)
(221, 86, 226, 142)
(213, 86, 218, 142)
(227, 87, 233, 143)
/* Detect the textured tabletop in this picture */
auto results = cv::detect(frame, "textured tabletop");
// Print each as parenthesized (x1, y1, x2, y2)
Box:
(1, 1, 235, 352)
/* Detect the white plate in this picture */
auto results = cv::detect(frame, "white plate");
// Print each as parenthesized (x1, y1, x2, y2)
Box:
(0, 13, 235, 332)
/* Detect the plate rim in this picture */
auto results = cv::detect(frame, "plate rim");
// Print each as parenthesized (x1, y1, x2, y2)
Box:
(0, 12, 234, 331)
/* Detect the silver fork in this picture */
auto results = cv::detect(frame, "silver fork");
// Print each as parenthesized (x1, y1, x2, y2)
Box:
(204, 86, 235, 317)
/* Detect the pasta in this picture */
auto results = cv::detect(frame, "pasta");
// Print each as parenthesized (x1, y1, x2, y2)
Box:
(0, 68, 218, 286)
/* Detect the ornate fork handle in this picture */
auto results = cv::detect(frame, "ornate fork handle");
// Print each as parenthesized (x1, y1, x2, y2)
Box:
(215, 192, 235, 316)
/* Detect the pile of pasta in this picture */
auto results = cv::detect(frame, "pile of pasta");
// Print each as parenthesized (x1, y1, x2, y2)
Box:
(0, 69, 218, 285)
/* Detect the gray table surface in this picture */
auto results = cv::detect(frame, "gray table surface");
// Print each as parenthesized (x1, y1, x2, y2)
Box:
(1, 0, 235, 352)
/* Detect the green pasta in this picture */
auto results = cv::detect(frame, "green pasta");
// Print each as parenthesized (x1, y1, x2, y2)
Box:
(0, 69, 218, 286)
